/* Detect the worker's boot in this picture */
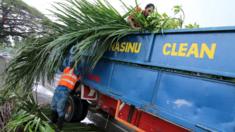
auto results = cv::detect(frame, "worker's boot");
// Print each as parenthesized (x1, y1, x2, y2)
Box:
(49, 110, 58, 124)
(56, 116, 64, 131)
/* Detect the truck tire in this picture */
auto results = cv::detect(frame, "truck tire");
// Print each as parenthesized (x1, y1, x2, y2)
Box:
(80, 99, 89, 120)
(64, 95, 89, 122)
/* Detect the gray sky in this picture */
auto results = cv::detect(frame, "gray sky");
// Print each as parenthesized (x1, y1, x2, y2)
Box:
(23, 0, 235, 27)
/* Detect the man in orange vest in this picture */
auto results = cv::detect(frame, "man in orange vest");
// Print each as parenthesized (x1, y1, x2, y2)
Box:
(127, 3, 155, 29)
(50, 59, 80, 131)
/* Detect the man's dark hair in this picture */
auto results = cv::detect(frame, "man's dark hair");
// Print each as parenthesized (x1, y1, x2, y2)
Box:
(145, 3, 155, 9)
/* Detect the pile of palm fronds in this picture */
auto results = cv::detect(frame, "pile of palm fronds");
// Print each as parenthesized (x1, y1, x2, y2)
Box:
(5, 0, 138, 94)
(2, 0, 198, 131)
(5, 110, 53, 132)
(3, 93, 54, 132)
(4, 0, 198, 93)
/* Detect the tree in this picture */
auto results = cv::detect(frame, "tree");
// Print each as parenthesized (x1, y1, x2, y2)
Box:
(0, 0, 49, 46)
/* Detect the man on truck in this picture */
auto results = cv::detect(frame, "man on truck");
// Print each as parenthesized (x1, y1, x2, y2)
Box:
(128, 3, 155, 29)
(50, 56, 80, 131)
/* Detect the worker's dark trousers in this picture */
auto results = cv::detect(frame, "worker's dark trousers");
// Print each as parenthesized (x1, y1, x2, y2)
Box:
(51, 86, 71, 118)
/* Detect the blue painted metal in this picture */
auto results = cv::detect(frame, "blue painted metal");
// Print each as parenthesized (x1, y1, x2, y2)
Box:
(105, 28, 235, 78)
(81, 27, 235, 132)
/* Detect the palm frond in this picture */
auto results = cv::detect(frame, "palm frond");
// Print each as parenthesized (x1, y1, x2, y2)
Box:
(4, 0, 139, 93)
(2, 1, 198, 131)
(4, 94, 53, 132)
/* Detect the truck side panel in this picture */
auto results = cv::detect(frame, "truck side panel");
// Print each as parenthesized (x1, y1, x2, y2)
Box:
(109, 63, 158, 107)
(155, 73, 235, 132)
(105, 31, 235, 78)
(85, 59, 235, 131)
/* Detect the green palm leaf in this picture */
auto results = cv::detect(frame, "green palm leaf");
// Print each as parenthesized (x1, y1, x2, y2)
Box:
(2, 0, 198, 131)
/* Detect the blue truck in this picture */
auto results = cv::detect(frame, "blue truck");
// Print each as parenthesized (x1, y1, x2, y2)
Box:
(65, 26, 235, 132)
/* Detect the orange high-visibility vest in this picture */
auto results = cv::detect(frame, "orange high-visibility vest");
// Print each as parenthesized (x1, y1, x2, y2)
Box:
(58, 67, 79, 90)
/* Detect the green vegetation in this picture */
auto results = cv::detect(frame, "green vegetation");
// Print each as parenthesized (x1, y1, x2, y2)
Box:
(185, 23, 200, 29)
(3, 0, 46, 18)
(1, 0, 199, 131)
(4, 0, 198, 93)
(0, 0, 50, 46)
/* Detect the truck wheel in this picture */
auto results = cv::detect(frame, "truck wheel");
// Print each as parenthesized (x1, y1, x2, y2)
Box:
(64, 95, 89, 122)
(80, 99, 89, 120)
